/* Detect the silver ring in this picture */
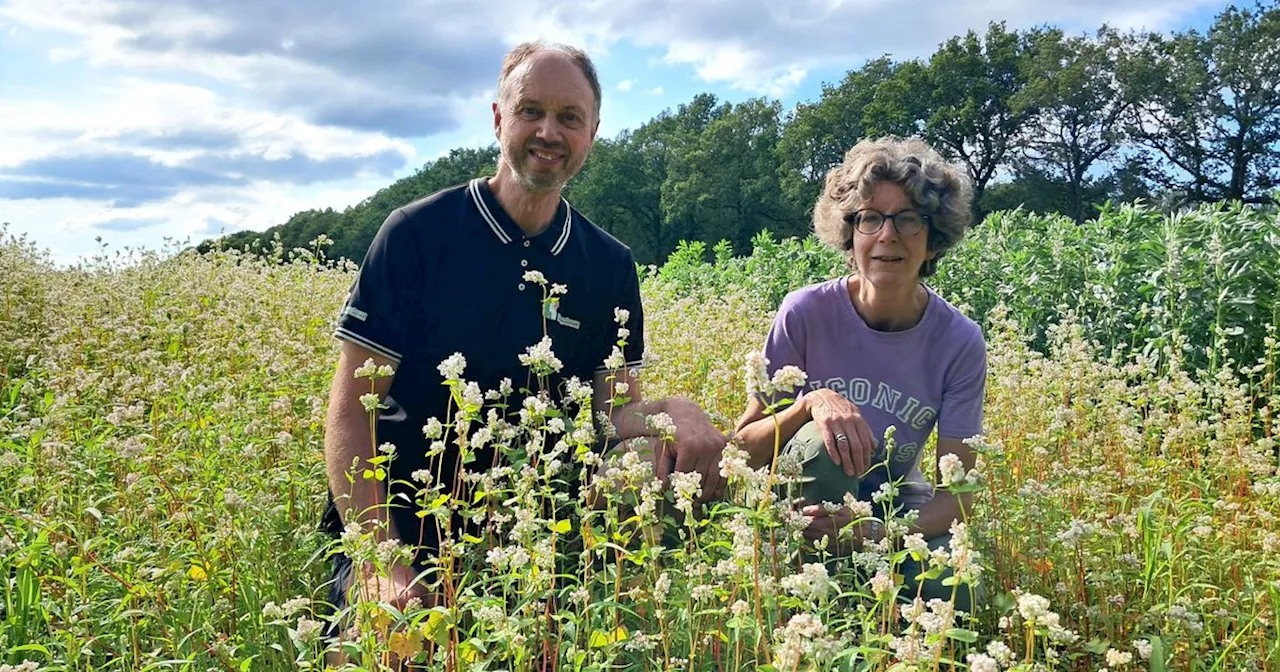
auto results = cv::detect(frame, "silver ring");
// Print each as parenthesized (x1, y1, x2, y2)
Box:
(835, 433, 848, 443)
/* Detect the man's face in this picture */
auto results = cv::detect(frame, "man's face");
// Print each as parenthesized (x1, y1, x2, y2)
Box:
(493, 52, 599, 194)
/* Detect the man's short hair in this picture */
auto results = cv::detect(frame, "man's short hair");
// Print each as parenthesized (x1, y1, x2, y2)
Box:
(497, 41, 602, 117)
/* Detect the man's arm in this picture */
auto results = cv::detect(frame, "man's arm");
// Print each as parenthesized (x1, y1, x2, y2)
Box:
(325, 340, 398, 538)
(592, 367, 727, 500)
(325, 340, 424, 608)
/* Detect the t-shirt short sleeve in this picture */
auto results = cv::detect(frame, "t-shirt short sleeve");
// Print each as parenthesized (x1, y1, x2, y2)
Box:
(594, 255, 646, 374)
(759, 289, 809, 406)
(937, 327, 987, 440)
(334, 209, 419, 364)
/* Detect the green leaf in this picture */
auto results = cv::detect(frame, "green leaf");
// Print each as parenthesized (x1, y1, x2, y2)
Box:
(1149, 636, 1167, 672)
(1084, 638, 1111, 655)
(944, 628, 979, 643)
(551, 519, 572, 534)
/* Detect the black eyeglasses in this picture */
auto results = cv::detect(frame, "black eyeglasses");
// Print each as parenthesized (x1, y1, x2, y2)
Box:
(845, 208, 932, 237)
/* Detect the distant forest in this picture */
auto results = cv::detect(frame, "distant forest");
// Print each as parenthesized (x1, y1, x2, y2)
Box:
(200, 4, 1280, 266)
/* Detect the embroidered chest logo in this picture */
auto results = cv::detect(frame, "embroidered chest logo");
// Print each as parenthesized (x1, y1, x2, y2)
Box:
(543, 299, 581, 330)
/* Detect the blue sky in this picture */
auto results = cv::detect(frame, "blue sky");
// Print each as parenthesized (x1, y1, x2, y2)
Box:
(0, 0, 1233, 264)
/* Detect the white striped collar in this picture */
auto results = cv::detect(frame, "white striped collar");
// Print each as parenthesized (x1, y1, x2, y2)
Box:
(468, 178, 573, 256)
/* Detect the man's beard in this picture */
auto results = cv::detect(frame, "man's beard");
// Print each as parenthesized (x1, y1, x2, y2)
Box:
(505, 143, 571, 194)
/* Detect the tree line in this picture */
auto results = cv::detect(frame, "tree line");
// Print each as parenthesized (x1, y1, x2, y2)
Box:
(203, 3, 1280, 265)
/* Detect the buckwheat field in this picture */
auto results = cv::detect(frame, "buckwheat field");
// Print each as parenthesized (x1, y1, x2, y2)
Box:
(1, 201, 1277, 671)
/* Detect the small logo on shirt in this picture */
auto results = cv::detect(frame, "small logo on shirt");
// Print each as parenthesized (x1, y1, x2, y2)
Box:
(343, 306, 369, 322)
(543, 301, 580, 330)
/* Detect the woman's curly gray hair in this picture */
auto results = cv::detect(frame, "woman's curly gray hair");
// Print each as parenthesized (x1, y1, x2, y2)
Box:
(813, 136, 973, 278)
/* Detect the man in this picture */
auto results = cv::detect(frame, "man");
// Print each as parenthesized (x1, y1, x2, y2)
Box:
(320, 41, 727, 637)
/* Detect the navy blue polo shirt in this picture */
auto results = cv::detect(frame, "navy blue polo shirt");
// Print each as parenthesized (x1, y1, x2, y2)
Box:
(323, 177, 645, 554)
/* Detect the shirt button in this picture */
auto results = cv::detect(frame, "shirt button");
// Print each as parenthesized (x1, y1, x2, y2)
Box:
(520, 259, 528, 267)
(523, 240, 531, 248)
(518, 283, 526, 291)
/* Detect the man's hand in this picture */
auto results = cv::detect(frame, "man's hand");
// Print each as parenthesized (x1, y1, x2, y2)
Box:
(660, 397, 728, 502)
(354, 559, 428, 611)
(804, 388, 875, 478)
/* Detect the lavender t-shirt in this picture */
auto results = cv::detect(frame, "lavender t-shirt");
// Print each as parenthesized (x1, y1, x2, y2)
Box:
(761, 277, 987, 511)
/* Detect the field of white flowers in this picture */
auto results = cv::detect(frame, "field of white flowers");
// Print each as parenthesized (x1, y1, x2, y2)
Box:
(0, 201, 1277, 671)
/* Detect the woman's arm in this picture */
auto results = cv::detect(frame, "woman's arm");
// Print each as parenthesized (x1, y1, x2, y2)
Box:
(733, 388, 876, 478)
(906, 436, 976, 539)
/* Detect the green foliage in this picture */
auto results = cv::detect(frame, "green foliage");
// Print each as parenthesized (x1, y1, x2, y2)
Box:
(920, 22, 1042, 207)
(1015, 27, 1132, 222)
(0, 225, 52, 386)
(648, 232, 844, 310)
(648, 201, 1280, 376)
(1118, 3, 1280, 204)
(193, 6, 1280, 271)
(3, 209, 1278, 668)
(202, 146, 500, 262)
(778, 57, 912, 216)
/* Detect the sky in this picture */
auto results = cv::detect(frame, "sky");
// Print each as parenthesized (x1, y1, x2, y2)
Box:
(0, 0, 1234, 265)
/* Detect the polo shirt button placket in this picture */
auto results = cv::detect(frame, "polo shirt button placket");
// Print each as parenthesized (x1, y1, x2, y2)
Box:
(521, 259, 528, 267)
(523, 240, 531, 248)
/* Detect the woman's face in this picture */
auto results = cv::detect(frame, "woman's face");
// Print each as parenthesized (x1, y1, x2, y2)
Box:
(849, 181, 935, 288)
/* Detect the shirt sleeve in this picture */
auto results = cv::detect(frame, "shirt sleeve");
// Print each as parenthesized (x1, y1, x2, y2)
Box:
(937, 328, 987, 440)
(595, 255, 646, 373)
(620, 261, 645, 368)
(758, 290, 809, 406)
(333, 209, 418, 364)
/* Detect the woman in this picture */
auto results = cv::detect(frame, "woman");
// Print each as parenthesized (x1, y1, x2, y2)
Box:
(734, 136, 986, 609)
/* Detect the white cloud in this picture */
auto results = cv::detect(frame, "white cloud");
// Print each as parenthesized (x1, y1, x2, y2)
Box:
(0, 78, 411, 168)
(534, 0, 1225, 95)
(1, 0, 1225, 108)
(0, 75, 414, 263)
(0, 0, 1229, 264)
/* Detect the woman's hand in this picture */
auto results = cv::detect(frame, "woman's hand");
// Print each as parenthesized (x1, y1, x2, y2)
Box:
(803, 388, 875, 477)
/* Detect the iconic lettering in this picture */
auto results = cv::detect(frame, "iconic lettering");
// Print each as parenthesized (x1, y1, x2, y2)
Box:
(895, 396, 921, 424)
(892, 442, 919, 464)
(871, 382, 901, 413)
(814, 378, 937, 433)
(848, 378, 871, 406)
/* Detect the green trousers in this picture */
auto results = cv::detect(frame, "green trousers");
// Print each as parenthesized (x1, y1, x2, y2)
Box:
(783, 421, 981, 612)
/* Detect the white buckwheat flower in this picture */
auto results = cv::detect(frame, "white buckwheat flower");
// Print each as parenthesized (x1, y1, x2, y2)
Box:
(939, 453, 966, 487)
(1017, 592, 1053, 625)
(522, 270, 547, 285)
(602, 346, 626, 371)
(1105, 649, 1133, 666)
(671, 471, 703, 512)
(769, 365, 807, 394)
(437, 353, 466, 381)
(358, 393, 381, 413)
(519, 336, 563, 373)
(966, 653, 998, 672)
(646, 412, 677, 439)
(744, 351, 771, 397)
